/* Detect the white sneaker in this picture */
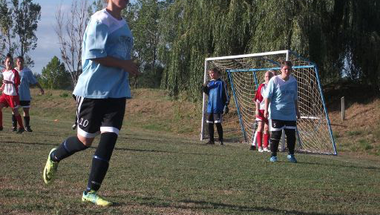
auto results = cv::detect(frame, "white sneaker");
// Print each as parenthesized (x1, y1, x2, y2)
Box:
(258, 147, 263, 152)
(263, 147, 270, 152)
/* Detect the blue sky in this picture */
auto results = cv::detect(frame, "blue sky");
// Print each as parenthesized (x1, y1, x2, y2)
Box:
(30, 0, 73, 73)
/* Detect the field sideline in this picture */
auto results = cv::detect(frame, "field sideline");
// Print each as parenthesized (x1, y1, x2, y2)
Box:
(1, 108, 380, 214)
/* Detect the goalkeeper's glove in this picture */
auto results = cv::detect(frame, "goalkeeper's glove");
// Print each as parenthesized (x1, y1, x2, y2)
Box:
(223, 106, 229, 114)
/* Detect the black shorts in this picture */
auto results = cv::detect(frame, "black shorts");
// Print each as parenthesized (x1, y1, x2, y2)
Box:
(206, 113, 223, 124)
(269, 119, 297, 131)
(75, 96, 126, 138)
(19, 100, 31, 108)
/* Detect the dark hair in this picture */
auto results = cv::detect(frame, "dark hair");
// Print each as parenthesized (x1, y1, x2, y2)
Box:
(5, 53, 13, 63)
(16, 56, 24, 62)
(209, 67, 221, 74)
(281, 60, 292, 68)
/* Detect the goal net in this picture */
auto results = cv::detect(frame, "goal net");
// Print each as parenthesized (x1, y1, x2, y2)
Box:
(201, 50, 337, 155)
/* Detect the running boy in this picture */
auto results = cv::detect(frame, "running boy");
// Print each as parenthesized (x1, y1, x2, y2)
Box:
(202, 67, 229, 145)
(12, 56, 44, 132)
(264, 61, 300, 163)
(0, 54, 25, 133)
(251, 70, 274, 152)
(43, 0, 139, 206)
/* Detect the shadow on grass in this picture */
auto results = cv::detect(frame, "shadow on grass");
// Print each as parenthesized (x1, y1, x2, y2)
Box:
(114, 146, 218, 157)
(298, 161, 380, 171)
(115, 196, 350, 215)
(0, 140, 218, 157)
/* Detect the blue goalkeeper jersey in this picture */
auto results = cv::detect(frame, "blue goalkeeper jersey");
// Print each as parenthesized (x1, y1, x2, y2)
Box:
(73, 9, 133, 99)
(203, 78, 229, 114)
(17, 67, 38, 101)
(263, 75, 298, 121)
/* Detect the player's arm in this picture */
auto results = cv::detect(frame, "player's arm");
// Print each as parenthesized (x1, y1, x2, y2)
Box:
(92, 57, 139, 76)
(201, 81, 210, 94)
(264, 98, 270, 118)
(35, 82, 44, 95)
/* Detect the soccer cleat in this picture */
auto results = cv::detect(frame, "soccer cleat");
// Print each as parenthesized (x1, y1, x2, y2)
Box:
(258, 147, 263, 152)
(25, 126, 33, 132)
(43, 148, 59, 184)
(287, 154, 298, 163)
(72, 123, 77, 130)
(82, 190, 113, 207)
(206, 140, 215, 145)
(249, 145, 256, 150)
(220, 140, 224, 145)
(0, 126, 3, 131)
(12, 127, 17, 132)
(17, 127, 25, 134)
(269, 156, 277, 162)
(263, 147, 271, 152)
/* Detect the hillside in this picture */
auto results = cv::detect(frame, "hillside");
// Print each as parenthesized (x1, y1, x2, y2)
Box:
(27, 87, 380, 160)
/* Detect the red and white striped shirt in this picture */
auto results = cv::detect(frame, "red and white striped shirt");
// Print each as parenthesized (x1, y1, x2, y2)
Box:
(2, 69, 20, 96)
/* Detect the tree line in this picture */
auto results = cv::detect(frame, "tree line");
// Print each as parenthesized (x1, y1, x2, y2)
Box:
(2, 0, 380, 97)
(128, 0, 380, 100)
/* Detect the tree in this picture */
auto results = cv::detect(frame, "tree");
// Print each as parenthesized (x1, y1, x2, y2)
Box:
(0, 0, 41, 66)
(155, 0, 380, 99)
(39, 56, 70, 89)
(11, 0, 41, 66)
(125, 0, 165, 88)
(0, 0, 15, 58)
(55, 0, 90, 87)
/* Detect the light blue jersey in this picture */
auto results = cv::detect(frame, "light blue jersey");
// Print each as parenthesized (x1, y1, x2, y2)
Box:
(263, 75, 298, 121)
(17, 68, 38, 101)
(73, 9, 133, 99)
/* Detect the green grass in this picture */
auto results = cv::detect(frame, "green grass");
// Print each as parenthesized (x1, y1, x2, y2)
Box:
(1, 110, 380, 214)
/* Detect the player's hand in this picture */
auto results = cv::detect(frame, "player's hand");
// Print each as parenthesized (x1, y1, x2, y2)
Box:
(123, 60, 140, 76)
(264, 110, 269, 118)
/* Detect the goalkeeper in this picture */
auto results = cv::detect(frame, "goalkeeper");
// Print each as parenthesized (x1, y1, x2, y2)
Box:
(202, 67, 229, 145)
(264, 61, 300, 163)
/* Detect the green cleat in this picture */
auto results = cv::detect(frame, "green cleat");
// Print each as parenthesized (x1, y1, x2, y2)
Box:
(43, 148, 59, 184)
(82, 190, 113, 207)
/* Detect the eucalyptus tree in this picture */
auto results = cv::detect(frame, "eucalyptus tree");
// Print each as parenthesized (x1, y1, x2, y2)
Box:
(11, 0, 41, 66)
(0, 0, 13, 58)
(125, 0, 165, 88)
(0, 0, 40, 65)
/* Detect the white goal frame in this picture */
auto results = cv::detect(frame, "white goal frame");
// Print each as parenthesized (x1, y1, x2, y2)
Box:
(201, 50, 337, 155)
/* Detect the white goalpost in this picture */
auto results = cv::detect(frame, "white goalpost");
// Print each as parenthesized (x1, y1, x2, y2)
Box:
(201, 50, 337, 155)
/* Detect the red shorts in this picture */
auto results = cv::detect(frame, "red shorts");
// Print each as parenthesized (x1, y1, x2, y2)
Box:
(0, 94, 20, 109)
(255, 109, 268, 123)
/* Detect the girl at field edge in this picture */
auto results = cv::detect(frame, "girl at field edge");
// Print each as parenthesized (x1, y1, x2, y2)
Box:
(0, 53, 25, 133)
(264, 61, 300, 163)
(43, 0, 139, 206)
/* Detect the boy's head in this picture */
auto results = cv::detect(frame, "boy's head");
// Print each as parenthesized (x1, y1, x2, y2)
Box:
(16, 56, 24, 68)
(208, 67, 221, 80)
(4, 53, 13, 70)
(280, 60, 293, 79)
(264, 70, 275, 83)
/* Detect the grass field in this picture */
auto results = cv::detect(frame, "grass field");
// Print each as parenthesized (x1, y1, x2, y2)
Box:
(1, 109, 380, 214)
(1, 89, 380, 214)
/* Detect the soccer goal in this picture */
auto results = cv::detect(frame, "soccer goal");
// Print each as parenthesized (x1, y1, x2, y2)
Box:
(201, 50, 337, 155)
